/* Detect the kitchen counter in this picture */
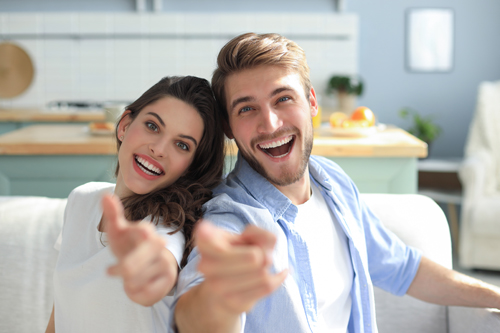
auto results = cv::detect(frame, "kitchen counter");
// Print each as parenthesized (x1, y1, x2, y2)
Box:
(0, 124, 427, 157)
(0, 108, 106, 122)
(0, 124, 426, 197)
(0, 124, 116, 155)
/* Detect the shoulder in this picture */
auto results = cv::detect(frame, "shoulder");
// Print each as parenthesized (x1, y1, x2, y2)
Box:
(203, 182, 272, 235)
(202, 193, 249, 234)
(66, 182, 115, 211)
(69, 181, 115, 198)
(309, 155, 361, 208)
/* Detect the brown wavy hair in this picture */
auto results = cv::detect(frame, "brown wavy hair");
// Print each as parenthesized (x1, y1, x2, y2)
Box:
(114, 76, 225, 267)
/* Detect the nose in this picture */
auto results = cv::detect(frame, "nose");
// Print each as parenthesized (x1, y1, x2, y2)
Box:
(257, 106, 282, 134)
(148, 139, 168, 159)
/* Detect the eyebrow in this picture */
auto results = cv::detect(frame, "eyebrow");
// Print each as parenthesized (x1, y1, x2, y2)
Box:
(271, 86, 294, 97)
(180, 134, 198, 147)
(230, 96, 255, 113)
(146, 112, 165, 127)
(229, 86, 295, 113)
(147, 111, 198, 147)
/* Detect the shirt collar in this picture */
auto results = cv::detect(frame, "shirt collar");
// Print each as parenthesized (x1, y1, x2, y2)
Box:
(230, 152, 296, 223)
(308, 156, 334, 192)
(229, 154, 338, 223)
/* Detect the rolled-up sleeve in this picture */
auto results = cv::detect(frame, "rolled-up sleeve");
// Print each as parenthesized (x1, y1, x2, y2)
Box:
(359, 193, 422, 296)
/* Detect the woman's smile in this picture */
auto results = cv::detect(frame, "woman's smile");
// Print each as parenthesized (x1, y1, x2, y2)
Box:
(133, 153, 165, 180)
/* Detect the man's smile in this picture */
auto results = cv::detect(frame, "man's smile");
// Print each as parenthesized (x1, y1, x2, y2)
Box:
(257, 135, 295, 159)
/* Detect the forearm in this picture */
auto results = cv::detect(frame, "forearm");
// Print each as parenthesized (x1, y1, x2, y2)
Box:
(175, 283, 241, 333)
(45, 305, 55, 333)
(407, 256, 500, 308)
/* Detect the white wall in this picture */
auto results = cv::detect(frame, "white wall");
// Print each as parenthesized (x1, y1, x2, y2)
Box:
(0, 13, 358, 109)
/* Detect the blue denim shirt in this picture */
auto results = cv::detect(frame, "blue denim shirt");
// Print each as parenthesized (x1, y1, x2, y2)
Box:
(172, 154, 422, 333)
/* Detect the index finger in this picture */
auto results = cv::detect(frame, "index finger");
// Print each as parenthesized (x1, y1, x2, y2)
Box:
(195, 221, 239, 258)
(238, 225, 277, 251)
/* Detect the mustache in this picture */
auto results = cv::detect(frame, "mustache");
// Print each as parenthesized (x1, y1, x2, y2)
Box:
(251, 126, 299, 147)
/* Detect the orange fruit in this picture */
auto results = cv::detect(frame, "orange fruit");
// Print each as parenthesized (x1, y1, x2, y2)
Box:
(351, 106, 375, 126)
(329, 112, 347, 128)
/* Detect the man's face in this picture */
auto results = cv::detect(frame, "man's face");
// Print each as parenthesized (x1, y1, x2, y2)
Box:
(224, 65, 318, 187)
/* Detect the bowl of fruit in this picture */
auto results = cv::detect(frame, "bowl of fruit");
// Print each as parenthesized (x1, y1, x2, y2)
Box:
(328, 106, 379, 137)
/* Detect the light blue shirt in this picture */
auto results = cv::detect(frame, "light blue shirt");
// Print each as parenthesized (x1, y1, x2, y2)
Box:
(172, 154, 422, 333)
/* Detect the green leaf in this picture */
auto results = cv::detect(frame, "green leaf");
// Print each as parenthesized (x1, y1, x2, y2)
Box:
(398, 107, 442, 143)
(327, 75, 364, 96)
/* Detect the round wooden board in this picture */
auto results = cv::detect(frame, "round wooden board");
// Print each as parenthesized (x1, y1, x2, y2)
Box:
(0, 42, 35, 98)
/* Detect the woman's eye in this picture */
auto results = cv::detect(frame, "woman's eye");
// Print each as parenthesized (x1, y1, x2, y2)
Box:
(177, 142, 189, 151)
(239, 106, 252, 114)
(146, 122, 158, 132)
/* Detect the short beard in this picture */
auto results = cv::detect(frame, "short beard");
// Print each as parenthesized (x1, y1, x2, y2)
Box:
(237, 124, 313, 187)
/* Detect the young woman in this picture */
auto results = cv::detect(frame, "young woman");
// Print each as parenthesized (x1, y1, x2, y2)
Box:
(46, 76, 225, 332)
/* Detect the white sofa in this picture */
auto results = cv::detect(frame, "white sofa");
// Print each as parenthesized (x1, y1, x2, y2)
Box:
(1, 194, 499, 332)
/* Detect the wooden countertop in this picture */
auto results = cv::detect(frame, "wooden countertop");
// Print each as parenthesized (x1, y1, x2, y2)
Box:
(0, 108, 105, 122)
(0, 124, 427, 157)
(313, 125, 427, 157)
(0, 124, 116, 155)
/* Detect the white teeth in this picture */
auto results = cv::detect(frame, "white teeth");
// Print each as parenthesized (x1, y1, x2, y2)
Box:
(137, 163, 158, 176)
(258, 135, 293, 149)
(135, 156, 162, 175)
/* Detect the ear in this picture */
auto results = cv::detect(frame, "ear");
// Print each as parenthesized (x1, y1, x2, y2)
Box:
(308, 87, 319, 118)
(117, 110, 133, 140)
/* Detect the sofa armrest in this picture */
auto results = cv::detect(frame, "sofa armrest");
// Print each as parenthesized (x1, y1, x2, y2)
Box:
(0, 196, 66, 333)
(448, 307, 500, 333)
(459, 151, 493, 200)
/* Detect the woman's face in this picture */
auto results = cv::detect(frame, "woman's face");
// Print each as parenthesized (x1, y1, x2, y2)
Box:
(115, 96, 204, 198)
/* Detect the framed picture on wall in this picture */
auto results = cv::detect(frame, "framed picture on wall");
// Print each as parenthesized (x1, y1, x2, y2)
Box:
(406, 8, 454, 73)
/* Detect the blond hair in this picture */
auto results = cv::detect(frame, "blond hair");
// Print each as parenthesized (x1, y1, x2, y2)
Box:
(212, 32, 311, 122)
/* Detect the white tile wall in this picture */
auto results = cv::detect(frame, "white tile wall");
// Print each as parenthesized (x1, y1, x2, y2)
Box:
(0, 13, 358, 108)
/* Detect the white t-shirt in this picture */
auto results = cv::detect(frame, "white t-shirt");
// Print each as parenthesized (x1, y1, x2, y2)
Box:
(53, 182, 185, 333)
(294, 181, 353, 332)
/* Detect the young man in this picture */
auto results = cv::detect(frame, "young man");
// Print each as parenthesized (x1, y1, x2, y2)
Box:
(172, 33, 500, 333)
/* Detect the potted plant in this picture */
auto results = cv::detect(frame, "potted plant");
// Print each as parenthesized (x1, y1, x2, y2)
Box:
(399, 107, 442, 152)
(326, 75, 364, 120)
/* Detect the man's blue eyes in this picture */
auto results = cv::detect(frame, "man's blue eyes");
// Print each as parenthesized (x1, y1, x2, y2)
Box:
(239, 97, 290, 114)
